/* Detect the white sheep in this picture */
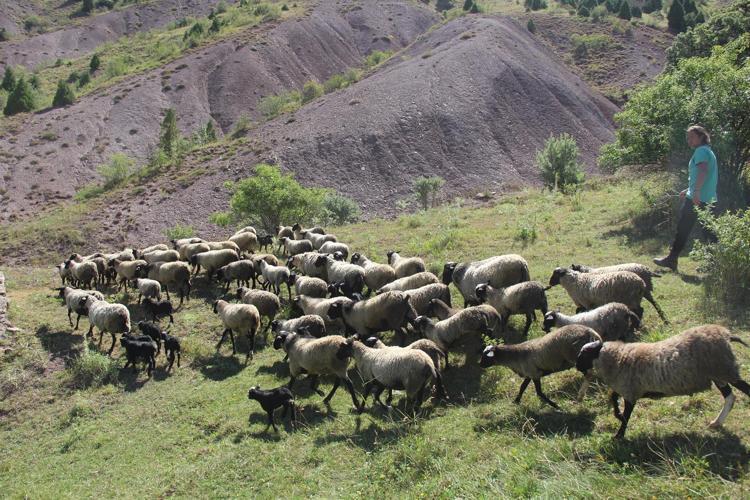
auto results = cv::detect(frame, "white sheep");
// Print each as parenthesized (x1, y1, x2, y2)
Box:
(291, 274, 328, 298)
(57, 286, 104, 330)
(137, 261, 192, 305)
(319, 241, 350, 259)
(217, 259, 257, 291)
(80, 296, 131, 356)
(443, 255, 530, 307)
(189, 249, 239, 280)
(548, 267, 646, 318)
(280, 237, 314, 257)
(179, 242, 211, 261)
(350, 253, 396, 295)
(313, 254, 365, 296)
(480, 324, 601, 409)
(271, 315, 327, 338)
(293, 295, 353, 332)
(142, 249, 180, 264)
(259, 260, 292, 299)
(542, 303, 640, 342)
(475, 281, 548, 335)
(288, 252, 327, 279)
(577, 325, 750, 438)
(386, 251, 426, 279)
(135, 278, 162, 304)
(326, 291, 417, 339)
(402, 284, 452, 316)
(109, 258, 148, 291)
(64, 259, 98, 289)
(136, 244, 169, 258)
(213, 300, 261, 362)
(229, 231, 259, 253)
(376, 271, 439, 294)
(275, 226, 294, 253)
(237, 287, 281, 335)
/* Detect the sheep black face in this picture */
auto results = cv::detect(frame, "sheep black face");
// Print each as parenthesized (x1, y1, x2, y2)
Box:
(212, 301, 219, 314)
(412, 316, 431, 333)
(333, 251, 345, 262)
(548, 267, 567, 287)
(480, 345, 498, 368)
(570, 264, 585, 272)
(247, 386, 261, 400)
(442, 262, 457, 285)
(286, 256, 295, 269)
(297, 326, 314, 338)
(474, 283, 489, 303)
(576, 340, 603, 374)
(292, 223, 302, 232)
(363, 336, 380, 348)
(350, 253, 361, 264)
(327, 301, 344, 320)
(386, 250, 396, 264)
(314, 255, 328, 268)
(542, 311, 558, 333)
(291, 296, 302, 313)
(335, 338, 355, 360)
(273, 333, 288, 350)
(286, 272, 297, 287)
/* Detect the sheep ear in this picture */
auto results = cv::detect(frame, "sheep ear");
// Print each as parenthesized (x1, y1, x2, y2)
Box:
(482, 345, 494, 357)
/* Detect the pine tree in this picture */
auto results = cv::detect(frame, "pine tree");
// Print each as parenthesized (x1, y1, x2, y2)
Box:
(667, 0, 686, 33)
(204, 121, 217, 142)
(159, 108, 179, 156)
(3, 77, 35, 116)
(470, 2, 480, 12)
(52, 80, 76, 108)
(463, 0, 473, 10)
(527, 18, 536, 32)
(82, 0, 94, 14)
(90, 54, 101, 72)
(618, 1, 632, 20)
(1, 67, 16, 92)
(435, 0, 454, 12)
(631, 5, 642, 17)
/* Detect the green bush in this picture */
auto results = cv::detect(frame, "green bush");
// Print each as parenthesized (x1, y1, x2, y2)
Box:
(105, 57, 128, 78)
(0, 28, 9, 42)
(23, 15, 46, 33)
(590, 5, 608, 21)
(1, 67, 16, 92)
(82, 0, 94, 14)
(365, 50, 393, 68)
(159, 108, 179, 157)
(301, 80, 324, 104)
(258, 91, 301, 118)
(231, 114, 252, 138)
(667, 0, 686, 33)
(525, 0, 547, 10)
(68, 350, 119, 389)
(322, 193, 361, 225)
(527, 19, 536, 33)
(219, 164, 328, 233)
(463, 0, 474, 10)
(99, 153, 136, 189)
(577, 4, 590, 17)
(536, 133, 585, 192)
(618, 1, 632, 20)
(195, 121, 218, 144)
(571, 33, 614, 60)
(631, 5, 642, 18)
(78, 71, 91, 87)
(164, 224, 196, 240)
(413, 176, 445, 210)
(3, 77, 36, 116)
(692, 208, 750, 308)
(52, 81, 76, 108)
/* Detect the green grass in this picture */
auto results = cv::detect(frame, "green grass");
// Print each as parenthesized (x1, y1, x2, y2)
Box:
(1, 173, 749, 497)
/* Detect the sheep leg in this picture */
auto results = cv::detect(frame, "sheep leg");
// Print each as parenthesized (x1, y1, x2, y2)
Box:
(147, 355, 155, 377)
(342, 376, 361, 411)
(167, 351, 175, 372)
(514, 378, 532, 404)
(266, 411, 278, 433)
(169, 313, 174, 324)
(413, 381, 428, 412)
(176, 351, 181, 368)
(287, 376, 296, 391)
(287, 402, 296, 429)
(533, 379, 560, 410)
(75, 314, 82, 330)
(308, 375, 325, 397)
(645, 291, 669, 324)
(577, 372, 592, 401)
(614, 400, 635, 439)
(731, 379, 750, 396)
(385, 389, 394, 407)
(67, 308, 74, 327)
(709, 383, 736, 428)
(138, 293, 142, 305)
(373, 383, 389, 408)
(323, 378, 341, 404)
(87, 324, 94, 338)
(434, 372, 449, 401)
(107, 333, 117, 356)
(216, 328, 230, 351)
(164, 286, 171, 300)
(610, 392, 623, 421)
(523, 314, 532, 336)
(246, 328, 256, 363)
(286, 283, 292, 301)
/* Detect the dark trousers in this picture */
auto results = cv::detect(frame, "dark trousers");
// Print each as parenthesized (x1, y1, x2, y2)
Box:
(670, 199, 718, 257)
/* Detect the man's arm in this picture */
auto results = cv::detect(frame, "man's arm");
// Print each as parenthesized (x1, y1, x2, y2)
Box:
(692, 162, 708, 205)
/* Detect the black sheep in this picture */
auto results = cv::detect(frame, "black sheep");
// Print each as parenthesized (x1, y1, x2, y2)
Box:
(258, 234, 274, 252)
(247, 385, 296, 432)
(143, 297, 175, 323)
(161, 331, 181, 371)
(137, 320, 162, 356)
(120, 333, 157, 376)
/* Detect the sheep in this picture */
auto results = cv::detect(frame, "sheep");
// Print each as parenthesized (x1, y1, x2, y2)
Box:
(376, 272, 439, 294)
(314, 254, 365, 296)
(141, 250, 180, 264)
(234, 226, 257, 235)
(289, 274, 328, 298)
(292, 223, 325, 240)
(576, 325, 750, 438)
(443, 255, 530, 307)
(287, 252, 327, 279)
(109, 258, 148, 291)
(56, 262, 72, 286)
(137, 320, 163, 356)
(257, 234, 274, 252)
(247, 386, 296, 432)
(213, 300, 261, 362)
(293, 295, 353, 332)
(135, 244, 169, 258)
(229, 231, 259, 253)
(109, 248, 136, 262)
(138, 261, 192, 305)
(142, 297, 175, 324)
(64, 259, 98, 290)
(335, 336, 438, 411)
(386, 251, 426, 279)
(413, 305, 501, 367)
(138, 321, 181, 371)
(205, 240, 241, 253)
(217, 260, 257, 292)
(88, 257, 109, 286)
(280, 237, 314, 257)
(401, 284, 452, 317)
(80, 296, 131, 355)
(326, 291, 417, 339)
(319, 241, 350, 259)
(120, 333, 157, 376)
(350, 253, 397, 295)
(424, 298, 459, 320)
(273, 331, 360, 410)
(327, 282, 366, 302)
(180, 242, 211, 261)
(304, 231, 337, 250)
(480, 325, 601, 409)
(135, 278, 161, 304)
(56, 287, 104, 329)
(189, 249, 239, 280)
(271, 315, 327, 338)
(237, 287, 281, 335)
(259, 260, 292, 299)
(475, 282, 548, 335)
(276, 226, 294, 253)
(571, 263, 668, 323)
(542, 303, 640, 342)
(548, 267, 646, 318)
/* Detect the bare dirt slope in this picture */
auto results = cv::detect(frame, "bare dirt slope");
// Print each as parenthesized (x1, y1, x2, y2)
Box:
(0, 0, 437, 222)
(0, 0, 239, 70)
(80, 13, 619, 248)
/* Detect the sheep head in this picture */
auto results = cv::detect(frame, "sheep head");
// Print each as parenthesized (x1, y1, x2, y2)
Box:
(350, 253, 361, 264)
(442, 262, 457, 285)
(542, 311, 559, 333)
(576, 340, 603, 374)
(474, 283, 490, 303)
(479, 345, 498, 368)
(548, 267, 568, 287)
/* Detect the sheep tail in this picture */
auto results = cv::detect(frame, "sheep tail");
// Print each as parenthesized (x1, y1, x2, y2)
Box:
(730, 336, 749, 347)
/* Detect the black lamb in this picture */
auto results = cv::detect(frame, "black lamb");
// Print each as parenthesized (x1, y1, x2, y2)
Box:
(161, 331, 181, 371)
(143, 297, 175, 323)
(137, 320, 162, 356)
(258, 234, 274, 252)
(247, 385, 296, 432)
(120, 333, 157, 376)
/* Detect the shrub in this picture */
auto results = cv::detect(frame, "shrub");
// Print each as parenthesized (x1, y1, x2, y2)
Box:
(219, 164, 328, 233)
(209, 17, 223, 34)
(590, 5, 608, 21)
(78, 71, 91, 87)
(514, 222, 538, 245)
(436, 0, 455, 11)
(618, 1, 632, 20)
(667, 0, 686, 33)
(413, 176, 445, 210)
(3, 77, 36, 116)
(164, 224, 196, 240)
(68, 350, 118, 389)
(23, 16, 46, 32)
(323, 73, 347, 93)
(527, 19, 536, 32)
(231, 114, 252, 138)
(82, 0, 94, 14)
(463, 0, 474, 10)
(183, 21, 205, 41)
(1, 67, 16, 92)
(470, 2, 480, 12)
(536, 133, 584, 192)
(105, 57, 128, 78)
(365, 50, 393, 68)
(159, 108, 180, 157)
(631, 5, 642, 18)
(0, 28, 9, 42)
(525, 0, 547, 10)
(692, 208, 750, 308)
(52, 81, 76, 108)
(98, 153, 136, 189)
(258, 91, 301, 118)
(301, 80, 324, 104)
(90, 54, 101, 72)
(195, 121, 217, 143)
(577, 4, 590, 17)
(216, 0, 228, 13)
(322, 193, 361, 225)
(571, 33, 614, 60)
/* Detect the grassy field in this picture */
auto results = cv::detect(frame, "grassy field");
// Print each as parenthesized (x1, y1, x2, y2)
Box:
(1, 172, 750, 497)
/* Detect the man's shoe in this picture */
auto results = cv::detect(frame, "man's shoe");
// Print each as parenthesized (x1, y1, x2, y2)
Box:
(653, 255, 678, 272)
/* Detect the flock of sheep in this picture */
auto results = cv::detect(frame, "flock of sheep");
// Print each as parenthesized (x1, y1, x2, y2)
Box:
(52, 223, 750, 438)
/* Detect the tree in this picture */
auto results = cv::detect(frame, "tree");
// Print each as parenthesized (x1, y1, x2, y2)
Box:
(463, 0, 474, 10)
(618, 0, 632, 20)
(90, 53, 101, 72)
(536, 133, 585, 192)
(527, 18, 537, 32)
(301, 80, 323, 104)
(219, 164, 328, 233)
(631, 6, 642, 18)
(577, 4, 591, 17)
(1, 67, 16, 92)
(413, 176, 445, 210)
(159, 108, 179, 156)
(82, 0, 94, 14)
(3, 77, 35, 116)
(322, 193, 361, 225)
(52, 80, 75, 108)
(435, 0, 454, 12)
(668, 0, 687, 34)
(470, 2, 480, 12)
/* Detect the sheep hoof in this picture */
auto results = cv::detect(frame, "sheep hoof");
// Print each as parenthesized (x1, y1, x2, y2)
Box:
(708, 420, 723, 429)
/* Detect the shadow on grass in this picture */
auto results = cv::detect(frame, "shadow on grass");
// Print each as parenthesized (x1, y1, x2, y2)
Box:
(313, 418, 416, 450)
(193, 352, 245, 380)
(583, 430, 749, 480)
(475, 406, 596, 437)
(35, 324, 83, 362)
(254, 358, 288, 379)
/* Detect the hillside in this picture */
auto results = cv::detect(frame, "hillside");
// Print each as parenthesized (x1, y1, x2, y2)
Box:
(1, 174, 748, 497)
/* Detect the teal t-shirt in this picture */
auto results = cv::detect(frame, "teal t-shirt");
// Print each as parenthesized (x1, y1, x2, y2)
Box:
(687, 144, 718, 203)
